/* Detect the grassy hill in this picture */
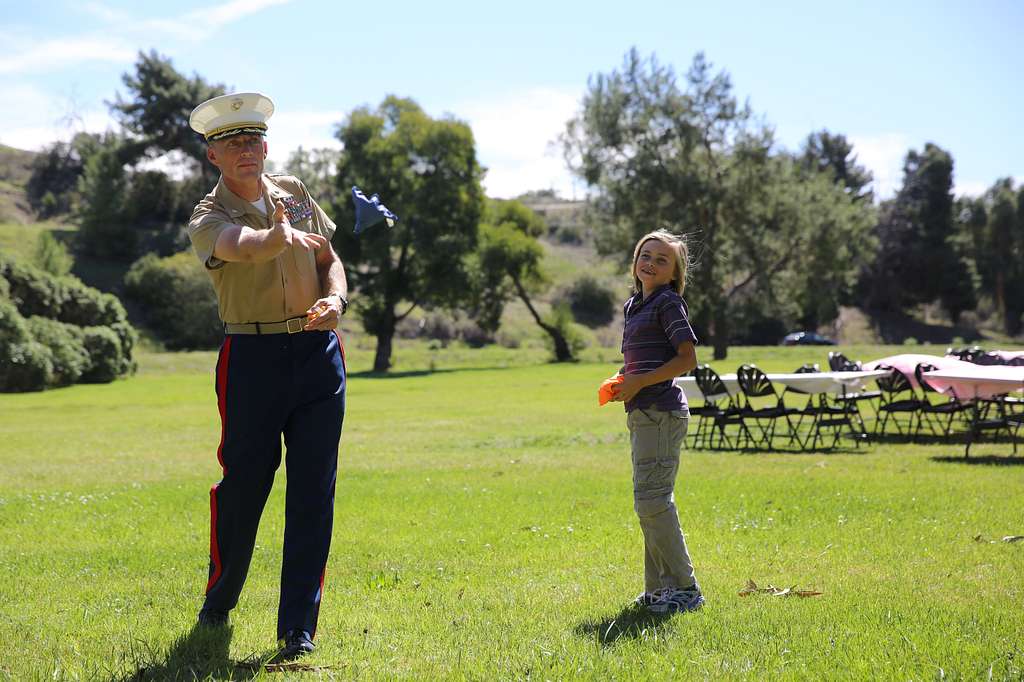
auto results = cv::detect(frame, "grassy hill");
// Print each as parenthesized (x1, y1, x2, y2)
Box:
(0, 143, 35, 224)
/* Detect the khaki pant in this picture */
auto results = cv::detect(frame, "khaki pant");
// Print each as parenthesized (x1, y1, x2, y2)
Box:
(627, 408, 697, 592)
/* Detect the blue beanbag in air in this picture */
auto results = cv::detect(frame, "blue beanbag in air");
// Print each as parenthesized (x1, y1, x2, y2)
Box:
(352, 186, 398, 234)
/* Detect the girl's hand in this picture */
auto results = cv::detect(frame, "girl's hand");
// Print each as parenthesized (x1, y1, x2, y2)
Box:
(614, 373, 646, 403)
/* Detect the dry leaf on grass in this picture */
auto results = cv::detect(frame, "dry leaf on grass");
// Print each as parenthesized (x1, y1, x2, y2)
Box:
(738, 579, 823, 598)
(973, 534, 1024, 544)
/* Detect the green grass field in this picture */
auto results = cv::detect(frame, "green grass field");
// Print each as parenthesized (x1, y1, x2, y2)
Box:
(1, 343, 1022, 680)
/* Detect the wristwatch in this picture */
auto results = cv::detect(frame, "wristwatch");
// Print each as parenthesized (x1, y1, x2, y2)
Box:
(333, 293, 349, 315)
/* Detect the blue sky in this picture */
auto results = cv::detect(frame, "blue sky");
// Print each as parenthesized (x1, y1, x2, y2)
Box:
(1, 0, 1020, 199)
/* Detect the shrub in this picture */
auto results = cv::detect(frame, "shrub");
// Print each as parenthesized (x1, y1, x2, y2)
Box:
(559, 275, 617, 328)
(0, 256, 66, 318)
(26, 316, 90, 386)
(80, 326, 126, 383)
(0, 299, 53, 391)
(0, 278, 133, 390)
(0, 299, 29, 347)
(124, 251, 222, 350)
(0, 255, 129, 327)
(0, 341, 54, 392)
(32, 231, 73, 277)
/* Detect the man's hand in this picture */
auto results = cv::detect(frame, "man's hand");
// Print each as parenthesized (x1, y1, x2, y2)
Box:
(304, 294, 343, 331)
(274, 200, 327, 251)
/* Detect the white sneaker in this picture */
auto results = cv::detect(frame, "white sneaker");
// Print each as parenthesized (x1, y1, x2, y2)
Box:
(634, 592, 657, 608)
(648, 586, 704, 614)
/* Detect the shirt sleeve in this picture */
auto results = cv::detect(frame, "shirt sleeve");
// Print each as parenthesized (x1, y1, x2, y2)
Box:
(187, 204, 231, 270)
(658, 294, 698, 348)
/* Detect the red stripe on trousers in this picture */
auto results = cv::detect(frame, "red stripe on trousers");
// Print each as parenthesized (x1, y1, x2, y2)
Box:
(207, 336, 232, 594)
(215, 336, 233, 473)
(332, 329, 346, 372)
(206, 484, 222, 593)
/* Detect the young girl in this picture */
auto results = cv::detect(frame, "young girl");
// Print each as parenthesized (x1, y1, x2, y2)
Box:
(612, 229, 703, 613)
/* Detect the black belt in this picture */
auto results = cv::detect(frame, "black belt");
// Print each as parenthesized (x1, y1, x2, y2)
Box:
(224, 316, 308, 335)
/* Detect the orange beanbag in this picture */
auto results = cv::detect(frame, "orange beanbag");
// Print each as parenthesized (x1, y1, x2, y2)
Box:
(598, 374, 624, 406)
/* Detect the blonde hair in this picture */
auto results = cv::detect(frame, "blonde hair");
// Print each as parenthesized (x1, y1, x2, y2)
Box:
(631, 229, 689, 296)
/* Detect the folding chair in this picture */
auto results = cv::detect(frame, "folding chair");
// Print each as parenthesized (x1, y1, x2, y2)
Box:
(913, 362, 970, 439)
(965, 396, 1019, 457)
(736, 364, 800, 450)
(827, 351, 879, 433)
(685, 367, 717, 448)
(874, 365, 924, 436)
(784, 364, 858, 451)
(827, 352, 860, 372)
(692, 365, 748, 450)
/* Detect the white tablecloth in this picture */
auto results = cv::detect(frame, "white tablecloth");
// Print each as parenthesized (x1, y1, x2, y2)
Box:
(674, 370, 888, 402)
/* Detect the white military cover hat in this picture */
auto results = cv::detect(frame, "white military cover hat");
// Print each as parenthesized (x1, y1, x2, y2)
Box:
(189, 92, 275, 141)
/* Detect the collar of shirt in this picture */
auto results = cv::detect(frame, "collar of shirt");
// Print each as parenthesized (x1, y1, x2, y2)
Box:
(627, 284, 673, 317)
(214, 174, 293, 224)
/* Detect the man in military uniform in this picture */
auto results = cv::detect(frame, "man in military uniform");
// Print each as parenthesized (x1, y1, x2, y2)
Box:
(187, 92, 347, 660)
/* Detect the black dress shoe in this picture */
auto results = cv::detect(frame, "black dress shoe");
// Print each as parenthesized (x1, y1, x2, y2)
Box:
(197, 609, 229, 627)
(276, 629, 315, 660)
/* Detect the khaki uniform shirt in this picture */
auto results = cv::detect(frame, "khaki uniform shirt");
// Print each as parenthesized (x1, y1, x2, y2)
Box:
(188, 174, 337, 324)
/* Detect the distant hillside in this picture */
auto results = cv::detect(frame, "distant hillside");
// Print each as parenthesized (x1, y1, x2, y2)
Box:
(516, 191, 590, 248)
(0, 143, 36, 224)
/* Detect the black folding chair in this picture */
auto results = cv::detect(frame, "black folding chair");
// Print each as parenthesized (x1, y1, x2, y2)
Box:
(685, 367, 717, 448)
(784, 364, 859, 451)
(964, 396, 1019, 457)
(913, 363, 970, 439)
(692, 365, 749, 450)
(736, 364, 800, 450)
(828, 351, 879, 433)
(874, 365, 924, 437)
(827, 352, 860, 372)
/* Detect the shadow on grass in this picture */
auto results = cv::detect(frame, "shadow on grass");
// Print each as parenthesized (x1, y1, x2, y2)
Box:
(118, 624, 251, 681)
(930, 454, 1024, 466)
(574, 603, 674, 647)
(348, 364, 533, 380)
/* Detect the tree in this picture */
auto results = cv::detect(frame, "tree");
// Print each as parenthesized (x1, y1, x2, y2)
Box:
(110, 50, 226, 182)
(331, 97, 485, 372)
(863, 143, 974, 320)
(563, 49, 874, 356)
(284, 147, 341, 209)
(26, 132, 101, 217)
(957, 179, 1024, 334)
(76, 133, 134, 261)
(474, 199, 576, 362)
(799, 130, 873, 203)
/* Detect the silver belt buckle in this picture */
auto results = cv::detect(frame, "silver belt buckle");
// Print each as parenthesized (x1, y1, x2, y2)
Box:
(286, 317, 304, 334)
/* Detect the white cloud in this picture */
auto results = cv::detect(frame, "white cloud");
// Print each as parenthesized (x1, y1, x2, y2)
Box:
(264, 109, 346, 168)
(0, 38, 134, 75)
(136, 0, 296, 43)
(0, 84, 116, 150)
(952, 179, 990, 199)
(0, 0, 295, 76)
(80, 2, 131, 24)
(848, 133, 910, 200)
(455, 87, 585, 199)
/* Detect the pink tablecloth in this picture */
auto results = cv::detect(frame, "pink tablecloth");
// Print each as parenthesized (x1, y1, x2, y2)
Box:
(862, 354, 978, 388)
(922, 366, 1024, 400)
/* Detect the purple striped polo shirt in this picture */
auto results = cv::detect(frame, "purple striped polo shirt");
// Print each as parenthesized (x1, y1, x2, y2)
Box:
(620, 284, 698, 413)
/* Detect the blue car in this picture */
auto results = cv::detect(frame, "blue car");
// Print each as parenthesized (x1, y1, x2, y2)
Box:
(782, 331, 836, 346)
